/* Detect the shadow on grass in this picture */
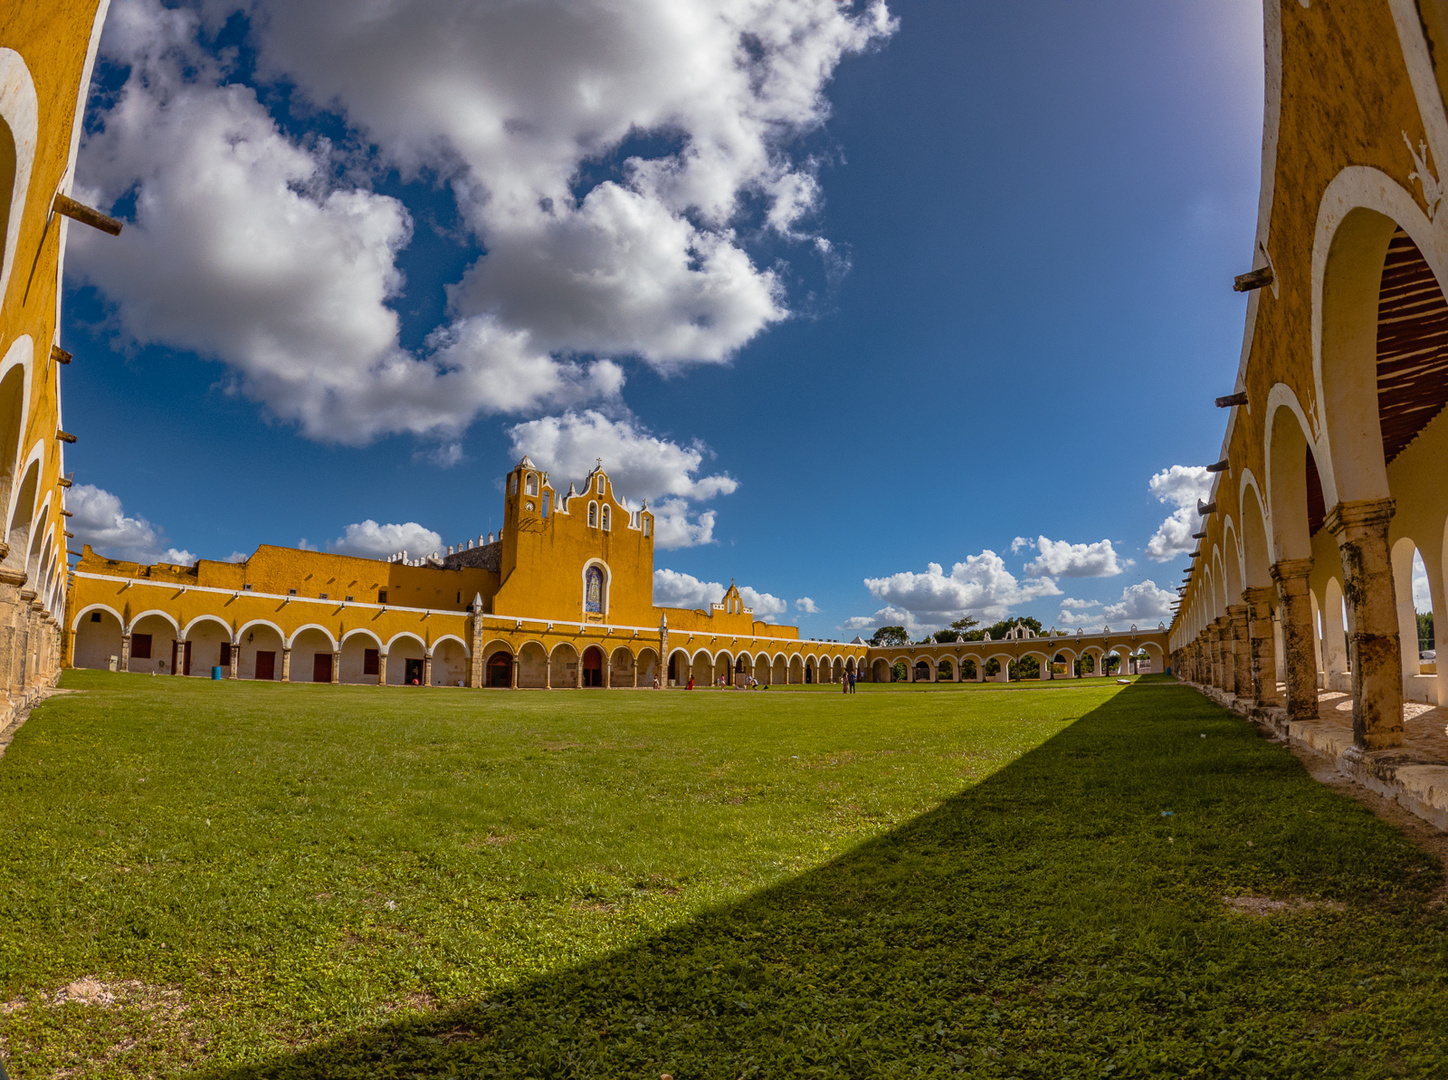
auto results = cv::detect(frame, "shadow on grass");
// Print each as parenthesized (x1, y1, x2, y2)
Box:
(192, 685, 1446, 1079)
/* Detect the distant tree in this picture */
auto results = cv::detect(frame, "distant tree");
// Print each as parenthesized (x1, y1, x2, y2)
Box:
(1017, 656, 1039, 680)
(950, 616, 980, 634)
(891, 660, 908, 682)
(984, 658, 1001, 678)
(961, 658, 977, 680)
(870, 625, 910, 647)
(932, 629, 959, 643)
(1417, 610, 1435, 652)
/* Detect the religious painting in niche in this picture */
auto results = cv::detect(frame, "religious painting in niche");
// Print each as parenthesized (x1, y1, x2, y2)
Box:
(584, 565, 604, 614)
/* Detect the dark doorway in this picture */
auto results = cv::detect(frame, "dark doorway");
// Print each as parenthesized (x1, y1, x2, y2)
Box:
(255, 651, 276, 680)
(487, 651, 512, 688)
(805, 662, 813, 684)
(405, 658, 424, 685)
(582, 646, 604, 687)
(313, 652, 333, 683)
(182, 640, 192, 675)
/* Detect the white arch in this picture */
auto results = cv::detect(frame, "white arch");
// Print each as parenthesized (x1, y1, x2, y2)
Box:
(581, 558, 610, 615)
(385, 630, 426, 653)
(341, 627, 384, 649)
(70, 602, 123, 633)
(287, 623, 339, 649)
(181, 613, 233, 639)
(236, 618, 285, 643)
(1311, 167, 1439, 507)
(479, 636, 513, 657)
(0, 48, 38, 304)
(127, 608, 179, 634)
(427, 633, 471, 658)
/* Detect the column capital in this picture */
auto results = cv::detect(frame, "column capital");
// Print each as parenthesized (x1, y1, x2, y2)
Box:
(0, 567, 26, 588)
(1269, 558, 1315, 583)
(18, 589, 36, 602)
(1241, 585, 1276, 605)
(1225, 603, 1247, 619)
(1324, 497, 1395, 535)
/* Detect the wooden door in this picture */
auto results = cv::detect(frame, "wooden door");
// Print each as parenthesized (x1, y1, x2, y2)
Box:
(183, 640, 193, 676)
(312, 652, 333, 683)
(255, 651, 276, 680)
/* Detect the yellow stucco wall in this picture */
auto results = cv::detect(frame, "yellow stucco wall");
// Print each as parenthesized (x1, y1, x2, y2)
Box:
(66, 456, 859, 686)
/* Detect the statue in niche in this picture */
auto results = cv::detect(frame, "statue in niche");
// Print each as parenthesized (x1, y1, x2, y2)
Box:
(584, 566, 604, 614)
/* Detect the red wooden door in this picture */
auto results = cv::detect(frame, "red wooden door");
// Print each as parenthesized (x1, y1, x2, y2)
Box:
(312, 652, 333, 683)
(255, 651, 276, 680)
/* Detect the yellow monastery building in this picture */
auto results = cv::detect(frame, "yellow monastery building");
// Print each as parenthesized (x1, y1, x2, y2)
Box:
(66, 457, 869, 688)
(0, 1, 117, 721)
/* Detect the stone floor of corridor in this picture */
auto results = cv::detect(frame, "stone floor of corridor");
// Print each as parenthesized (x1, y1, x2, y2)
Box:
(1195, 682, 1448, 833)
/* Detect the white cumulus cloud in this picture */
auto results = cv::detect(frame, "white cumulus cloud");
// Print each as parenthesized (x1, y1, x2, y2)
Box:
(843, 551, 1062, 634)
(71, 0, 894, 443)
(69, 484, 195, 565)
(1145, 465, 1214, 562)
(1023, 536, 1126, 578)
(795, 597, 820, 614)
(653, 569, 787, 619)
(1101, 581, 1176, 625)
(329, 520, 443, 561)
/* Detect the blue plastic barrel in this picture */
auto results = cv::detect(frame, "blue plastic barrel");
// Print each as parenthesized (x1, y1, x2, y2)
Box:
(211, 666, 224, 680)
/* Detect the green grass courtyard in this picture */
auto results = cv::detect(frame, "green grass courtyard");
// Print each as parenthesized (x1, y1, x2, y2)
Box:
(0, 671, 1444, 1077)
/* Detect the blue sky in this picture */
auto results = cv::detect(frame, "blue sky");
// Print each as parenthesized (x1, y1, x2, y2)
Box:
(61, 0, 1265, 638)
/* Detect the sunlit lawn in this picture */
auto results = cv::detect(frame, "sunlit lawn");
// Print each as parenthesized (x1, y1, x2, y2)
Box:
(0, 671, 1443, 1078)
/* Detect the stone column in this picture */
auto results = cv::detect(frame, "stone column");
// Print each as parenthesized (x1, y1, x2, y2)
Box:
(121, 632, 132, 673)
(468, 612, 485, 689)
(175, 637, 187, 676)
(422, 655, 432, 687)
(331, 649, 341, 684)
(510, 656, 519, 689)
(280, 646, 292, 682)
(1325, 498, 1404, 750)
(576, 649, 584, 689)
(604, 651, 611, 688)
(544, 652, 552, 689)
(1203, 626, 1219, 688)
(1242, 586, 1281, 706)
(0, 565, 25, 694)
(1226, 604, 1247, 698)
(377, 652, 388, 687)
(1271, 558, 1318, 722)
(230, 641, 240, 680)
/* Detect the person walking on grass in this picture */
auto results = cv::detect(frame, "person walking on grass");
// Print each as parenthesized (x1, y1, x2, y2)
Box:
(849, 670, 856, 693)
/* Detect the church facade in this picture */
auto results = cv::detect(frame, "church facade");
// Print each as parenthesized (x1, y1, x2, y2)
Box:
(65, 457, 868, 688)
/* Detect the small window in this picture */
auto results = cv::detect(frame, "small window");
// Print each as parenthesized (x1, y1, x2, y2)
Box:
(319, 592, 328, 600)
(345, 595, 354, 602)
(597, 476, 605, 494)
(601, 505, 610, 531)
(243, 583, 253, 591)
(643, 518, 650, 538)
(90, 611, 102, 623)
(456, 591, 462, 604)
(588, 502, 598, 527)
(542, 494, 550, 518)
(132, 633, 153, 659)
(363, 648, 380, 675)
(525, 473, 538, 495)
(508, 474, 518, 495)
(219, 642, 232, 667)
(378, 589, 388, 604)
(287, 589, 297, 596)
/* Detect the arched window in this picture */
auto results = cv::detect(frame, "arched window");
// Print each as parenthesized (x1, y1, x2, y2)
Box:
(584, 565, 605, 614)
(508, 474, 518, 494)
(588, 502, 598, 527)
(597, 476, 605, 494)
(601, 505, 610, 531)
(643, 517, 650, 538)
(525, 473, 538, 496)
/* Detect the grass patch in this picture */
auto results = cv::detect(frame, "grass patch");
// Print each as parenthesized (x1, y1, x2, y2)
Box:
(0, 671, 1444, 1077)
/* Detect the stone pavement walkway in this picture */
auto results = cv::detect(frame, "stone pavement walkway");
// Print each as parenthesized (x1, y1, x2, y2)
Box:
(1191, 680, 1448, 832)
